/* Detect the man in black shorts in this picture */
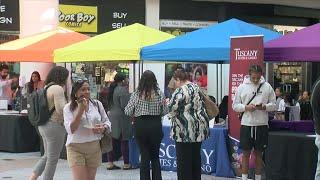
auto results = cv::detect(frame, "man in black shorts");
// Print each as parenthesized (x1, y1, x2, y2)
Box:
(233, 65, 276, 180)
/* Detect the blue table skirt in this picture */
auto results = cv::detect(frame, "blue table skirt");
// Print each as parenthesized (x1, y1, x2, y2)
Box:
(129, 126, 235, 177)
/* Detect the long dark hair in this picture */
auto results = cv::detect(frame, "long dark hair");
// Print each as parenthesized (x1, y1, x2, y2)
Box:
(28, 71, 41, 94)
(70, 80, 88, 112)
(138, 70, 159, 99)
(173, 68, 189, 81)
(45, 66, 69, 85)
(106, 73, 126, 109)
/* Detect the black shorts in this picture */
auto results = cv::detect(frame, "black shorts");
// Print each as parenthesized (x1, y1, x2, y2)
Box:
(240, 125, 268, 152)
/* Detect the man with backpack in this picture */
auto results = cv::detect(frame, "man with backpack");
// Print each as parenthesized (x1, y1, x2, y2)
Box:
(232, 65, 276, 180)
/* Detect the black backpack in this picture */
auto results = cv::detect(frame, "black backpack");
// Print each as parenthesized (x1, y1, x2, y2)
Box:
(27, 83, 56, 126)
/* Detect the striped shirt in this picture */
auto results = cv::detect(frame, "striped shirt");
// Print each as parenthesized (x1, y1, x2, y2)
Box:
(168, 82, 209, 142)
(125, 90, 168, 117)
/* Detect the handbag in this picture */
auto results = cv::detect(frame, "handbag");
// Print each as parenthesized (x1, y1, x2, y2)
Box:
(100, 131, 113, 154)
(95, 100, 113, 154)
(200, 90, 219, 119)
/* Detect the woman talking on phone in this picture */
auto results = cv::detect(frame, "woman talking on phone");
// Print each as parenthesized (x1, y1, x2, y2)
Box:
(63, 79, 111, 180)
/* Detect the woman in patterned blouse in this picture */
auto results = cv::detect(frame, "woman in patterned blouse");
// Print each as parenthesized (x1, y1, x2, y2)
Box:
(125, 70, 168, 180)
(168, 69, 210, 180)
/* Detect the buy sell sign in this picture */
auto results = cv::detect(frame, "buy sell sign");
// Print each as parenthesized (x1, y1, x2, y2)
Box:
(59, 5, 97, 33)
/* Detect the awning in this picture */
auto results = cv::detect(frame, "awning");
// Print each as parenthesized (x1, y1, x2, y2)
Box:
(0, 27, 89, 63)
(141, 18, 281, 63)
(265, 23, 320, 62)
(54, 23, 174, 62)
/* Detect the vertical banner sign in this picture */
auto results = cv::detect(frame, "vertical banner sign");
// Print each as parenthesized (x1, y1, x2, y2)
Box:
(228, 35, 264, 140)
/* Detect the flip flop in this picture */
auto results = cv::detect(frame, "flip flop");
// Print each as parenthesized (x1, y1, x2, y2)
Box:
(106, 165, 121, 170)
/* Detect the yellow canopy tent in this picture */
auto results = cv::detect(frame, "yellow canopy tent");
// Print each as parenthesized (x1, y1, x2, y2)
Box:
(54, 23, 174, 62)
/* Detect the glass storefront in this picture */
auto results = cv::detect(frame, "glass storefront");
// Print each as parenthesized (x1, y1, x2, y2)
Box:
(272, 62, 303, 98)
(267, 25, 307, 99)
(71, 62, 130, 99)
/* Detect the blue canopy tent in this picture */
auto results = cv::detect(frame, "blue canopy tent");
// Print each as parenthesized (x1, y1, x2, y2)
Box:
(141, 18, 281, 63)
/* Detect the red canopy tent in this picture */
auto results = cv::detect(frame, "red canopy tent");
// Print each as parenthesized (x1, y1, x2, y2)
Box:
(0, 27, 89, 62)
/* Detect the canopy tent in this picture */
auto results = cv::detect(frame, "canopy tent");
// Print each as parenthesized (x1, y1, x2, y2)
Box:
(141, 18, 281, 63)
(54, 23, 174, 62)
(265, 23, 320, 62)
(0, 28, 89, 63)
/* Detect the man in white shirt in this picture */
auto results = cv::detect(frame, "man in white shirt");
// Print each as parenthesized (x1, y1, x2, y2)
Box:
(233, 65, 276, 180)
(0, 64, 18, 109)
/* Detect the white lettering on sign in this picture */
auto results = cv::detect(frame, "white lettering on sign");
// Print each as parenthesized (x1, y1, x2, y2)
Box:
(159, 142, 215, 173)
(0, 5, 13, 24)
(112, 23, 127, 29)
(201, 164, 212, 173)
(0, 17, 12, 24)
(112, 12, 128, 29)
(0, 5, 5, 12)
(202, 149, 214, 164)
(234, 48, 258, 60)
(113, 12, 127, 19)
(159, 143, 176, 159)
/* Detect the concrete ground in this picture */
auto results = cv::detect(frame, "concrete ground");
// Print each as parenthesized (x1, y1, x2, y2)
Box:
(0, 152, 238, 180)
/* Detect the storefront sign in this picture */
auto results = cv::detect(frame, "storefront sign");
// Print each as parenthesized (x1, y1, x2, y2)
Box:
(160, 20, 216, 36)
(0, 0, 19, 31)
(273, 25, 304, 35)
(99, 0, 145, 32)
(160, 19, 214, 29)
(59, 5, 97, 33)
(228, 35, 264, 140)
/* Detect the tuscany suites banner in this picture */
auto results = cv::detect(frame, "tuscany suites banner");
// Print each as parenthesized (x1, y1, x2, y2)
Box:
(228, 35, 264, 140)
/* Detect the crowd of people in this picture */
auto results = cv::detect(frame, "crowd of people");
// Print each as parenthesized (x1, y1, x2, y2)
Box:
(14, 65, 213, 180)
(0, 62, 318, 180)
(274, 87, 313, 121)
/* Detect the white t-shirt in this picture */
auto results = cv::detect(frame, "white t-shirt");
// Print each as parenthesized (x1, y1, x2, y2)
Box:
(63, 100, 111, 146)
(278, 99, 300, 112)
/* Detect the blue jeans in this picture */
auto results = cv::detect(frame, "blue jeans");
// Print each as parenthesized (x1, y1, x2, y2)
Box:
(315, 133, 320, 180)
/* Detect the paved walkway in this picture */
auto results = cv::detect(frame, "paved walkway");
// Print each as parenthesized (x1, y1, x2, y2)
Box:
(0, 152, 237, 180)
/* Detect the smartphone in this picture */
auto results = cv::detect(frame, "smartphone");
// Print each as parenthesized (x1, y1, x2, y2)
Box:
(76, 95, 86, 103)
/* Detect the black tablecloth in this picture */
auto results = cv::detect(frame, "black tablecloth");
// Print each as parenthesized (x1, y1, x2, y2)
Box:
(265, 131, 317, 180)
(0, 114, 40, 152)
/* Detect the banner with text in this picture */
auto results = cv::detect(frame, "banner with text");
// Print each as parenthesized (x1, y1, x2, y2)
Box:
(98, 0, 145, 32)
(0, 0, 20, 32)
(158, 126, 234, 177)
(59, 5, 97, 33)
(228, 35, 264, 140)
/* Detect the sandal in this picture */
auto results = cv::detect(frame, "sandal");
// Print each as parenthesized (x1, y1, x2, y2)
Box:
(122, 164, 132, 170)
(106, 165, 121, 170)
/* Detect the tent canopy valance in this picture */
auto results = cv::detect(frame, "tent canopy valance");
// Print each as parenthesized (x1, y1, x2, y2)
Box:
(264, 23, 320, 62)
(141, 18, 281, 63)
(54, 23, 174, 62)
(0, 27, 89, 63)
